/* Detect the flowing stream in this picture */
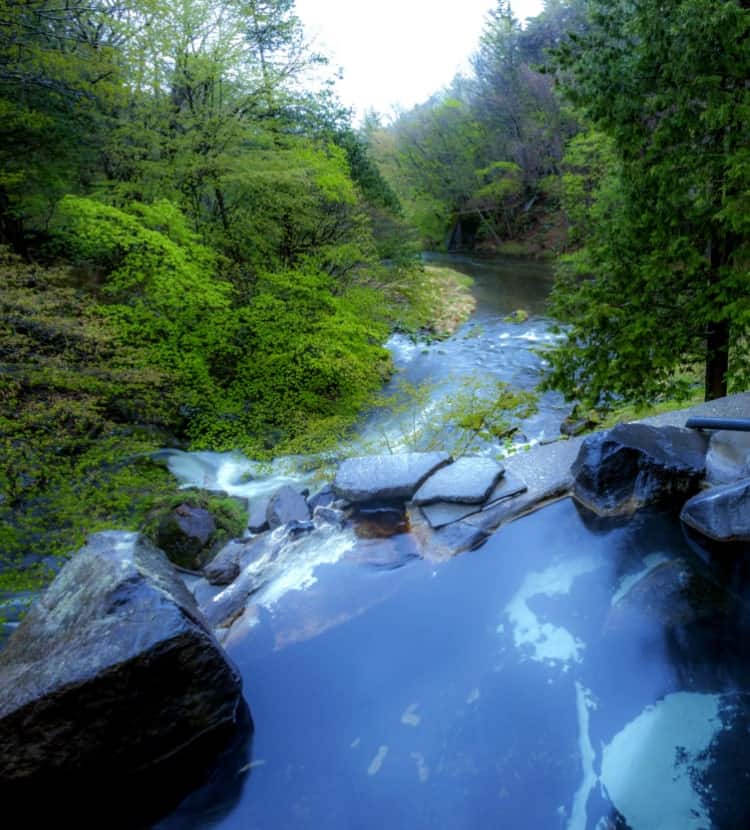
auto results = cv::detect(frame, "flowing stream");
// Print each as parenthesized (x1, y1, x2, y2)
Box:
(156, 256, 750, 829)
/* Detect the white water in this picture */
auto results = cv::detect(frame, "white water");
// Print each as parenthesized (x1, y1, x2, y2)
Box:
(601, 692, 723, 830)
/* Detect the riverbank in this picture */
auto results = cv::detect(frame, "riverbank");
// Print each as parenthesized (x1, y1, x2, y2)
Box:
(0, 257, 476, 598)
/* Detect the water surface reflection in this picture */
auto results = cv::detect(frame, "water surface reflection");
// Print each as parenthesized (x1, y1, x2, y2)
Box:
(160, 499, 750, 829)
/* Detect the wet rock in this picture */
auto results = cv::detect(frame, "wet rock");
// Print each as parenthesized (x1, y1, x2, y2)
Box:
(266, 486, 310, 530)
(0, 531, 244, 805)
(202, 539, 279, 628)
(154, 502, 216, 569)
(409, 509, 489, 561)
(247, 497, 270, 533)
(420, 472, 527, 529)
(204, 540, 244, 585)
(202, 570, 262, 628)
(705, 431, 750, 485)
(284, 519, 315, 540)
(313, 505, 346, 528)
(308, 484, 337, 511)
(681, 478, 750, 542)
(353, 506, 408, 539)
(192, 577, 223, 608)
(204, 535, 268, 586)
(334, 451, 452, 503)
(572, 423, 708, 517)
(413, 456, 505, 506)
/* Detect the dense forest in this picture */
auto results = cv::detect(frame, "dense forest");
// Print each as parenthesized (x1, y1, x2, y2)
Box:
(375, 0, 750, 410)
(0, 0, 430, 563)
(1, 0, 749, 574)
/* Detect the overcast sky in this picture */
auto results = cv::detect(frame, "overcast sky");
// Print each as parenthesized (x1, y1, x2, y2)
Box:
(295, 0, 545, 119)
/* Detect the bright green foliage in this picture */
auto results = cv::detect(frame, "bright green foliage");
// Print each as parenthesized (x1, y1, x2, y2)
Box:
(188, 268, 392, 454)
(0, 248, 183, 565)
(546, 0, 750, 406)
(48, 197, 394, 455)
(365, 378, 537, 458)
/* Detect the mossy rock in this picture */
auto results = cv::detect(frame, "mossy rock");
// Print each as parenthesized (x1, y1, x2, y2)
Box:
(503, 309, 529, 324)
(142, 491, 247, 570)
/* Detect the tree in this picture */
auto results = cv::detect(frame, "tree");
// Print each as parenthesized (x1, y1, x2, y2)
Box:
(546, 0, 750, 406)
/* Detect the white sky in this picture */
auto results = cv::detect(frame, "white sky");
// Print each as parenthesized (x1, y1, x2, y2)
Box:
(295, 0, 545, 119)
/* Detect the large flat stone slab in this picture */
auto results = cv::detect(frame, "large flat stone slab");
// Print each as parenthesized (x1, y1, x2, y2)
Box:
(420, 473, 528, 529)
(412, 456, 504, 506)
(334, 452, 451, 503)
(0, 531, 244, 812)
(681, 478, 750, 542)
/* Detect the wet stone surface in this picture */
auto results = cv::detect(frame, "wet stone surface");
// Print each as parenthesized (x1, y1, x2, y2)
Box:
(334, 452, 452, 503)
(419, 472, 528, 529)
(681, 477, 750, 542)
(572, 423, 708, 516)
(412, 456, 505, 506)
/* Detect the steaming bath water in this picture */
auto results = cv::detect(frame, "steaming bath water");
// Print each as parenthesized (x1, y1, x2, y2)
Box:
(159, 499, 750, 829)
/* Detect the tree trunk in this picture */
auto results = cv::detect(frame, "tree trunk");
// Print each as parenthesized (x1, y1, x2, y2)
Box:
(704, 237, 729, 401)
(705, 318, 729, 400)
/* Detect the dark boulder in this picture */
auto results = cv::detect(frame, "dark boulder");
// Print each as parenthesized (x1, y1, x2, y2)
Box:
(571, 423, 708, 516)
(204, 534, 269, 586)
(161, 502, 216, 563)
(0, 531, 245, 822)
(681, 478, 750, 543)
(144, 493, 247, 570)
(266, 485, 310, 530)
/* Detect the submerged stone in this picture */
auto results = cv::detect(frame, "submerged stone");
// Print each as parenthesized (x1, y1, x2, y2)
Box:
(681, 478, 750, 543)
(605, 557, 731, 633)
(0, 531, 244, 815)
(572, 423, 707, 516)
(409, 508, 489, 560)
(412, 456, 505, 506)
(334, 452, 451, 503)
